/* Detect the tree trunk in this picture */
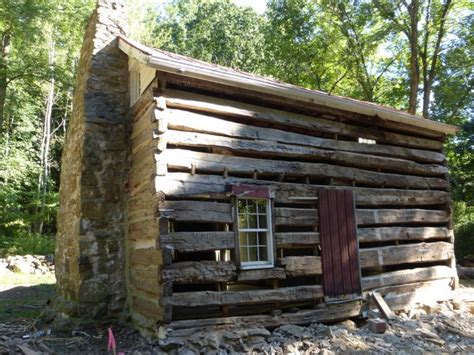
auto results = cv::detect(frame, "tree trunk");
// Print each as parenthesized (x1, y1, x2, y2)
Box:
(407, 0, 420, 114)
(0, 32, 10, 135)
(36, 35, 55, 234)
(421, 0, 452, 118)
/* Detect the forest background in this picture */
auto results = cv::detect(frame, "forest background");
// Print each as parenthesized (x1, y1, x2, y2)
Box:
(0, 0, 472, 260)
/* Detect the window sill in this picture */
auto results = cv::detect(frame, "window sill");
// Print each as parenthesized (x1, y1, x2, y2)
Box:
(239, 263, 275, 270)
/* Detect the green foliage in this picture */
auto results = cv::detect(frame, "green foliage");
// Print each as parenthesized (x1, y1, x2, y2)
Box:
(0, 0, 93, 245)
(454, 201, 474, 228)
(0, 233, 55, 257)
(151, 0, 266, 73)
(454, 221, 474, 263)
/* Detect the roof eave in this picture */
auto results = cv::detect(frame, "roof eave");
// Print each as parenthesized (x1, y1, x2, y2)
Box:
(118, 37, 460, 136)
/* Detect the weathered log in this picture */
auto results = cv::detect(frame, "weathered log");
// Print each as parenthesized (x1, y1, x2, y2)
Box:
(164, 130, 447, 177)
(361, 265, 455, 290)
(154, 173, 450, 206)
(160, 231, 235, 252)
(166, 300, 362, 331)
(158, 200, 447, 228)
(166, 285, 323, 307)
(238, 267, 286, 281)
(360, 241, 454, 268)
(356, 209, 449, 225)
(275, 232, 320, 247)
(358, 226, 452, 243)
(275, 208, 318, 226)
(131, 126, 158, 155)
(162, 261, 237, 284)
(162, 91, 443, 150)
(265, 207, 447, 227)
(163, 108, 445, 163)
(272, 243, 454, 277)
(158, 200, 232, 223)
(162, 149, 448, 190)
(131, 104, 156, 140)
(131, 79, 157, 117)
(370, 279, 453, 311)
(279, 256, 322, 276)
(157, 74, 447, 139)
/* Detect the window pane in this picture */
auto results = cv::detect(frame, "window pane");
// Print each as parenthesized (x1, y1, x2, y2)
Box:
(239, 214, 247, 229)
(247, 200, 257, 214)
(259, 246, 268, 261)
(248, 247, 258, 261)
(257, 200, 266, 213)
(239, 232, 248, 246)
(240, 247, 249, 262)
(258, 232, 267, 245)
(258, 214, 267, 228)
(247, 232, 257, 245)
(248, 214, 257, 229)
(237, 200, 247, 214)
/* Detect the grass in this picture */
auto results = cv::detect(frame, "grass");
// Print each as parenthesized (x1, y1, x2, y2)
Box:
(0, 271, 56, 287)
(0, 271, 55, 321)
(0, 283, 55, 321)
(460, 278, 474, 288)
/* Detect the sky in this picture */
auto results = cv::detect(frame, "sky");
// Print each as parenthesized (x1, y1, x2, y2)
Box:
(232, 0, 267, 14)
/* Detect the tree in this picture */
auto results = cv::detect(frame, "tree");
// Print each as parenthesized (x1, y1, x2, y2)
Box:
(374, 0, 421, 114)
(264, 0, 327, 89)
(431, 11, 473, 217)
(374, 0, 456, 117)
(152, 0, 266, 73)
(0, 0, 93, 237)
(319, 1, 400, 102)
(0, 0, 53, 136)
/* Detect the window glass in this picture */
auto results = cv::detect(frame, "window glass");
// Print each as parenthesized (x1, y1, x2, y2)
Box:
(236, 198, 273, 268)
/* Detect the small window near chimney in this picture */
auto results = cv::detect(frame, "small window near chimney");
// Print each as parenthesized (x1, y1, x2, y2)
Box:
(130, 69, 141, 106)
(358, 137, 376, 144)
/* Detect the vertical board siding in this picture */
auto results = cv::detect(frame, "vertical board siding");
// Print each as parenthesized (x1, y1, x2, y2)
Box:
(344, 190, 361, 294)
(319, 188, 362, 298)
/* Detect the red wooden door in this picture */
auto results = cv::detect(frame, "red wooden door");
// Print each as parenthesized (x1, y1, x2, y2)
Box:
(319, 188, 362, 300)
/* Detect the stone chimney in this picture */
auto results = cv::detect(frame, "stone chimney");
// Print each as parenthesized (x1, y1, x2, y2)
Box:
(55, 0, 130, 325)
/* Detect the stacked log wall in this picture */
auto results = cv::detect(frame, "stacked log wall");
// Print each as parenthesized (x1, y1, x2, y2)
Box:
(126, 78, 165, 330)
(152, 74, 456, 328)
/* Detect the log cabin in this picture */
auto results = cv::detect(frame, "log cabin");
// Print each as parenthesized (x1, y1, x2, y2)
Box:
(55, 0, 460, 336)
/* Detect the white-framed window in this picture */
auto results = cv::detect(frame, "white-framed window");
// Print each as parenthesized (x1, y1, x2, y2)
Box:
(236, 198, 274, 269)
(130, 68, 141, 106)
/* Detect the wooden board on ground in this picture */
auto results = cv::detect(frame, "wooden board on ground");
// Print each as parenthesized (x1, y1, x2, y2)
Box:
(370, 291, 395, 320)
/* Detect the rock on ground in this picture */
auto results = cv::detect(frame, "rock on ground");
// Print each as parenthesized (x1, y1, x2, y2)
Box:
(1, 255, 55, 275)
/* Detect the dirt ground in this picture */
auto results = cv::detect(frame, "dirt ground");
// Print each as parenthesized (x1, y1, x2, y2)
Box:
(1, 281, 474, 354)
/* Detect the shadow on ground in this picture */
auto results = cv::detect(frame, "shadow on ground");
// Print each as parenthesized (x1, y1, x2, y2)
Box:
(0, 284, 55, 322)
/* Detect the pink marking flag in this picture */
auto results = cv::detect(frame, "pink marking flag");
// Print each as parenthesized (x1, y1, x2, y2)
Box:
(108, 328, 116, 354)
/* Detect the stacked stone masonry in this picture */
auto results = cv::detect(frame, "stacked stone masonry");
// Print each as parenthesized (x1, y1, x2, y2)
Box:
(56, 0, 129, 321)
